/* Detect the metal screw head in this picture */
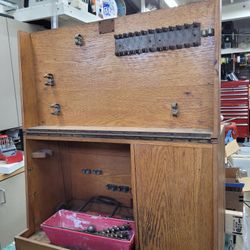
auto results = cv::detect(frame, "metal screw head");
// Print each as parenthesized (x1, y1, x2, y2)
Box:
(75, 34, 83, 46)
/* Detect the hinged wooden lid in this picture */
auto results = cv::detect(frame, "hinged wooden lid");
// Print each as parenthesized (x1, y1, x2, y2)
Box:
(19, 1, 220, 139)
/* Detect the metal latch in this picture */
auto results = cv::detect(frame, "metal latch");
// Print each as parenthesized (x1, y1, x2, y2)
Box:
(44, 73, 55, 86)
(75, 34, 84, 46)
(50, 103, 61, 116)
(171, 102, 179, 117)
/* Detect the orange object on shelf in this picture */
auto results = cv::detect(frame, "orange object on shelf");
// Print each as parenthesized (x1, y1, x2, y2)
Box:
(225, 122, 238, 139)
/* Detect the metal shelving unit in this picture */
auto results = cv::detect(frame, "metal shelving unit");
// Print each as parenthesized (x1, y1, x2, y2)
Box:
(10, 1, 101, 26)
(222, 48, 250, 55)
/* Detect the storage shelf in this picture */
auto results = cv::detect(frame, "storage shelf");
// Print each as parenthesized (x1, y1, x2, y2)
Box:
(10, 2, 101, 24)
(221, 48, 250, 55)
(222, 2, 250, 22)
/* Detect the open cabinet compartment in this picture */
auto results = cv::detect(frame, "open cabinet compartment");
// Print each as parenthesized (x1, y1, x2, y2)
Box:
(18, 139, 134, 249)
(16, 135, 225, 250)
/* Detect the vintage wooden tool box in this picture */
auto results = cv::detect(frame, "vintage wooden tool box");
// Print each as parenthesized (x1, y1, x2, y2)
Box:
(16, 0, 224, 249)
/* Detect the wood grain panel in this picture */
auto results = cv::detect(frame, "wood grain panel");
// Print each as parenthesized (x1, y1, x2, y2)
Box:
(212, 0, 221, 138)
(63, 142, 132, 206)
(212, 128, 225, 250)
(23, 1, 219, 134)
(18, 32, 39, 129)
(15, 235, 66, 250)
(0, 167, 24, 182)
(133, 143, 214, 250)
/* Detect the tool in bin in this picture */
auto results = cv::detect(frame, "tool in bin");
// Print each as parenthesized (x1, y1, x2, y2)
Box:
(51, 222, 133, 240)
(0, 135, 23, 164)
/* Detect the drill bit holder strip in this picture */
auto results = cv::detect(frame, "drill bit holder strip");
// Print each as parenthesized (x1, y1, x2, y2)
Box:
(114, 22, 202, 56)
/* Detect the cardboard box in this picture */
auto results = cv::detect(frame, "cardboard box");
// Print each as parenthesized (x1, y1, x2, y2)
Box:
(225, 140, 240, 158)
(226, 168, 240, 180)
(226, 191, 243, 212)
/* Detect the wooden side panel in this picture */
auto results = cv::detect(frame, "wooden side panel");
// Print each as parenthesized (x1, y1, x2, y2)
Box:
(213, 0, 221, 138)
(18, 32, 39, 129)
(25, 140, 66, 231)
(63, 142, 132, 206)
(26, 1, 219, 135)
(213, 129, 225, 250)
(133, 143, 214, 250)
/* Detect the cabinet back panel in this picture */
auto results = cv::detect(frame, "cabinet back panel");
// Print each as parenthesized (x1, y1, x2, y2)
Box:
(20, 0, 220, 136)
(62, 142, 132, 206)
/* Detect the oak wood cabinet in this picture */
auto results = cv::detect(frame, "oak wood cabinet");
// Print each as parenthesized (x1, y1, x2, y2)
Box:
(15, 1, 224, 249)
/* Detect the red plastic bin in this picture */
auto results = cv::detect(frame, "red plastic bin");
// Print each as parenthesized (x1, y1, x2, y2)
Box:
(41, 210, 135, 250)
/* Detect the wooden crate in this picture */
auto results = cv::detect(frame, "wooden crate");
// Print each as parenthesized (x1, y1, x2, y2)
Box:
(16, 1, 224, 249)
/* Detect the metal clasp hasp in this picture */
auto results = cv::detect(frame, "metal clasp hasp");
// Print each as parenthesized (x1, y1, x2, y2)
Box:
(50, 103, 61, 115)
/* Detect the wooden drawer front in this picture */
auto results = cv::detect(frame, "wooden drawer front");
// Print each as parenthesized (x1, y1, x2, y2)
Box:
(20, 1, 220, 135)
(15, 234, 66, 250)
(133, 143, 214, 250)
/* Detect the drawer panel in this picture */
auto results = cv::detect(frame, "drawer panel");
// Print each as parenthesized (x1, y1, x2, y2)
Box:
(0, 173, 26, 248)
(15, 231, 66, 250)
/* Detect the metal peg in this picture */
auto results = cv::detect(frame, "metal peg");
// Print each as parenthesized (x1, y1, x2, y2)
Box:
(82, 169, 92, 174)
(93, 169, 103, 175)
(44, 73, 55, 86)
(50, 103, 61, 116)
(207, 28, 215, 36)
(75, 34, 84, 46)
(118, 186, 130, 193)
(171, 102, 179, 117)
(106, 184, 118, 192)
(201, 29, 208, 37)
